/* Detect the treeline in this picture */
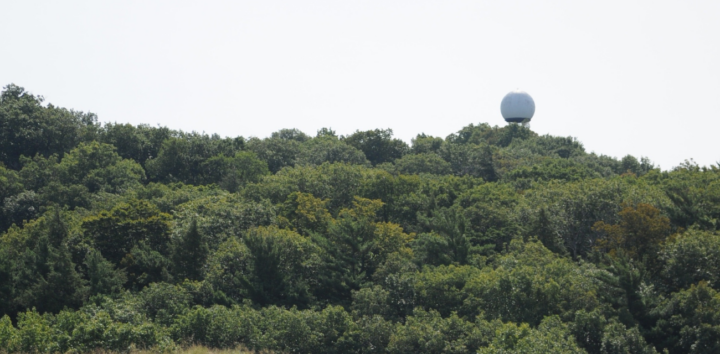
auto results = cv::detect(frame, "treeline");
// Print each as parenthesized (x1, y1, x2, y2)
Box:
(1, 83, 719, 353)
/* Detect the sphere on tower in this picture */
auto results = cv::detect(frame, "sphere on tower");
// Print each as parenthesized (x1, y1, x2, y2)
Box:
(501, 90, 535, 123)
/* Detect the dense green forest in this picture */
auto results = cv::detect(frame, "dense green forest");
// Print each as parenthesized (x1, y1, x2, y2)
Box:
(1, 83, 719, 353)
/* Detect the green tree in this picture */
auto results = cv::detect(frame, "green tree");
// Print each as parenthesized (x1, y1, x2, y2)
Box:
(462, 240, 603, 325)
(296, 136, 369, 167)
(387, 309, 480, 354)
(477, 316, 588, 354)
(660, 230, 720, 291)
(411, 134, 444, 154)
(504, 158, 601, 183)
(202, 151, 269, 192)
(0, 164, 23, 203)
(394, 153, 452, 175)
(83, 249, 126, 296)
(415, 206, 471, 265)
(145, 133, 243, 184)
(413, 265, 481, 317)
(278, 192, 332, 236)
(0, 166, 29, 231)
(456, 183, 520, 254)
(0, 84, 96, 169)
(246, 135, 302, 173)
(204, 238, 253, 304)
(82, 199, 173, 288)
(11, 209, 88, 314)
(343, 129, 409, 166)
(439, 143, 498, 181)
(83, 199, 172, 264)
(16, 142, 145, 210)
(661, 163, 720, 230)
(316, 197, 414, 304)
(171, 219, 209, 282)
(243, 226, 321, 307)
(271, 128, 310, 142)
(98, 122, 174, 166)
(649, 282, 720, 354)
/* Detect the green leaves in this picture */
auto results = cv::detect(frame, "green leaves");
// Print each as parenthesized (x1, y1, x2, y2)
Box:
(342, 129, 409, 166)
(201, 151, 269, 192)
(649, 282, 720, 353)
(83, 199, 172, 265)
(171, 219, 208, 282)
(0, 84, 96, 170)
(7, 84, 720, 354)
(660, 230, 720, 291)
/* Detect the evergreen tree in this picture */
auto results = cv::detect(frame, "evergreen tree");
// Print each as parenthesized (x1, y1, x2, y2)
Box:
(13, 210, 87, 313)
(172, 219, 209, 281)
(84, 249, 127, 295)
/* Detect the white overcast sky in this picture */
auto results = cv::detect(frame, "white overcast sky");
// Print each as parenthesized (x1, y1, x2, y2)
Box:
(2, 0, 719, 170)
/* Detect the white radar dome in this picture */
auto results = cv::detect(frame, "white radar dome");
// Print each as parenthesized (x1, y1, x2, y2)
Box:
(500, 90, 535, 123)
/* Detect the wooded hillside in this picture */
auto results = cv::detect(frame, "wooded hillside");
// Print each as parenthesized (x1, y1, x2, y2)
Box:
(2, 84, 719, 353)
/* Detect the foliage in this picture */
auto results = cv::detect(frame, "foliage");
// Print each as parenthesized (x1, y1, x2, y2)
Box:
(393, 153, 452, 175)
(0, 84, 97, 170)
(342, 129, 409, 166)
(648, 282, 720, 353)
(593, 203, 671, 261)
(660, 229, 720, 291)
(7, 84, 720, 353)
(296, 136, 369, 167)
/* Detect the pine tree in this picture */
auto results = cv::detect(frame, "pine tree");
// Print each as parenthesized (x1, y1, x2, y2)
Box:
(14, 209, 88, 313)
(84, 249, 127, 295)
(172, 219, 209, 281)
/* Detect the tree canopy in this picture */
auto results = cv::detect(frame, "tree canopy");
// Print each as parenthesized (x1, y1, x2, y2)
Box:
(0, 84, 716, 353)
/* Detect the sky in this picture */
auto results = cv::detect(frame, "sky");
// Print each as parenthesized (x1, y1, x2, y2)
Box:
(2, 0, 719, 170)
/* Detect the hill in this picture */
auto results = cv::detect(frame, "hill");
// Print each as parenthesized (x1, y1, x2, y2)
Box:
(1, 84, 719, 353)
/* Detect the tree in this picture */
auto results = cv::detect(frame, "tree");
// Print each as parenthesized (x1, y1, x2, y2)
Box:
(84, 249, 126, 296)
(0, 164, 23, 203)
(202, 151, 270, 192)
(649, 282, 720, 354)
(410, 134, 444, 154)
(439, 143, 498, 181)
(172, 219, 209, 281)
(462, 240, 603, 325)
(245, 136, 302, 173)
(315, 197, 414, 304)
(98, 123, 174, 166)
(243, 226, 321, 307)
(476, 316, 588, 354)
(204, 237, 253, 304)
(11, 209, 88, 314)
(82, 199, 173, 288)
(593, 203, 671, 261)
(271, 128, 310, 142)
(0, 165, 29, 231)
(83, 199, 172, 264)
(660, 230, 720, 291)
(15, 142, 145, 210)
(278, 192, 332, 236)
(504, 158, 600, 183)
(393, 153, 452, 175)
(145, 134, 243, 184)
(415, 206, 471, 265)
(530, 207, 567, 255)
(342, 129, 408, 166)
(0, 84, 96, 169)
(662, 164, 720, 230)
(295, 137, 369, 167)
(387, 309, 479, 354)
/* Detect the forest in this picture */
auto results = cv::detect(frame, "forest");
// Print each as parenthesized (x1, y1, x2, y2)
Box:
(1, 83, 719, 353)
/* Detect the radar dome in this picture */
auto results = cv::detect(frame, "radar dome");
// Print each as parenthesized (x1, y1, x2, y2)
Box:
(501, 90, 535, 123)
